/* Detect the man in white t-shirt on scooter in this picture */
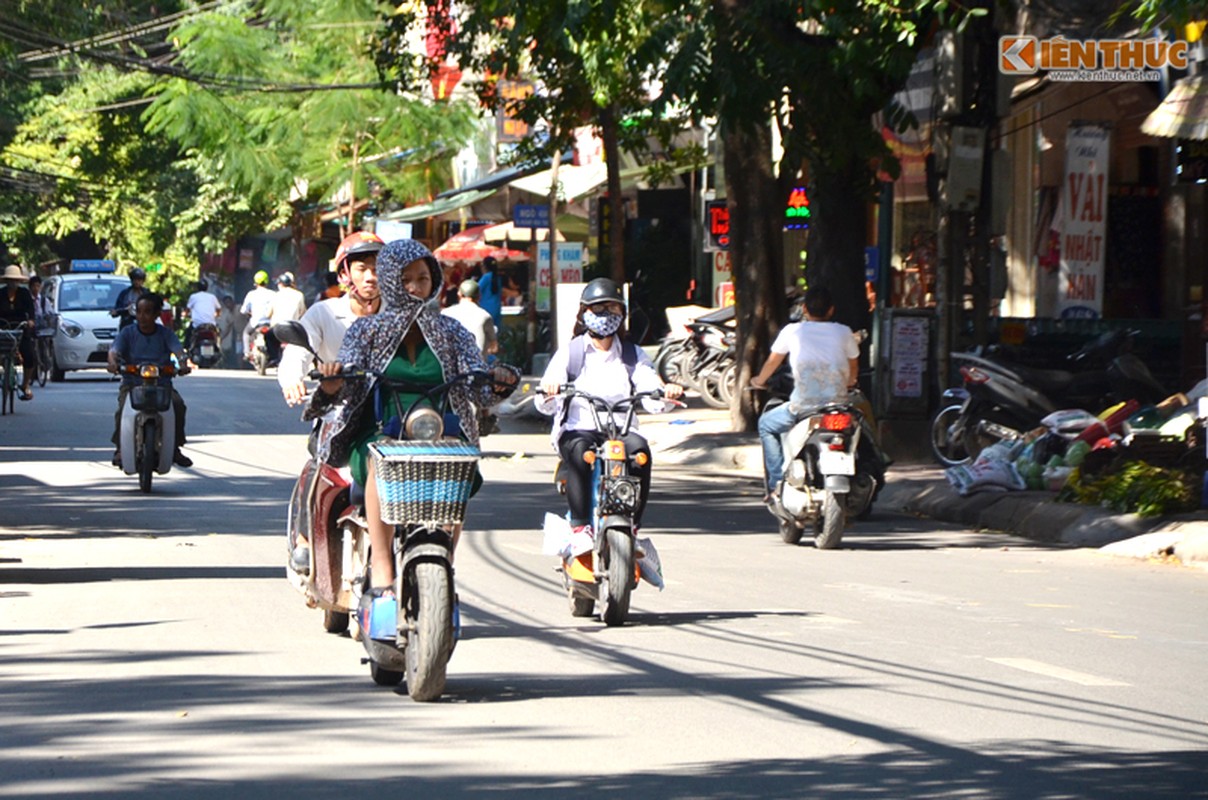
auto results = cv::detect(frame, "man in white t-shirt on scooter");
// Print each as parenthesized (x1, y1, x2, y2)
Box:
(749, 286, 859, 503)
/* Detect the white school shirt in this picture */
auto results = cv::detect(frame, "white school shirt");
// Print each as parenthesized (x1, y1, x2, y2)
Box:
(537, 336, 666, 447)
(277, 295, 356, 391)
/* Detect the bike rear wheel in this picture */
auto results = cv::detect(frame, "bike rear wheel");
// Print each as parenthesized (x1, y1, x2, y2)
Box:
(601, 528, 634, 627)
(405, 561, 452, 701)
(814, 491, 846, 549)
(36, 338, 52, 387)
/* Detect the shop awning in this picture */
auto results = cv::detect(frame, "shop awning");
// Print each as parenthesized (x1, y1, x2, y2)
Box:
(1142, 75, 1208, 140)
(377, 188, 497, 222)
(435, 150, 574, 199)
(509, 162, 609, 201)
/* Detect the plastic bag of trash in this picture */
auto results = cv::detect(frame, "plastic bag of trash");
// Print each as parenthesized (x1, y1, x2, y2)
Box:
(542, 512, 595, 560)
(636, 537, 664, 590)
(945, 458, 1026, 496)
(541, 512, 572, 556)
(1041, 409, 1100, 436)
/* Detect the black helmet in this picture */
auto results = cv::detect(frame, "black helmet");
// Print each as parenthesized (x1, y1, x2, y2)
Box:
(129, 267, 146, 281)
(580, 277, 624, 307)
(197, 278, 208, 291)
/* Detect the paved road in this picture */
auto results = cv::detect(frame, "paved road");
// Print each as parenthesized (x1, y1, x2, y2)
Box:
(2, 370, 1207, 798)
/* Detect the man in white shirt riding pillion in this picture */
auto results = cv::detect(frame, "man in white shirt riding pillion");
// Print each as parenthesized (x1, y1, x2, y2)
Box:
(277, 232, 384, 406)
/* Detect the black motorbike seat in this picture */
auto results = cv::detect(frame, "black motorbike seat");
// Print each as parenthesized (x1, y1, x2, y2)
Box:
(1007, 363, 1108, 399)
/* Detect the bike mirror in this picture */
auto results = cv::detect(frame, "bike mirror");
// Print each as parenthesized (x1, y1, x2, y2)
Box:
(272, 321, 314, 354)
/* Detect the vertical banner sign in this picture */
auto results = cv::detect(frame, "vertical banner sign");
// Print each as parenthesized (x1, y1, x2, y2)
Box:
(712, 251, 733, 305)
(1057, 125, 1109, 318)
(537, 242, 585, 312)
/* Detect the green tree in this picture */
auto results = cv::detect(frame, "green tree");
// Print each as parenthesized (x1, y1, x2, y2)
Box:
(144, 0, 479, 238)
(382, 0, 684, 285)
(0, 2, 284, 269)
(654, 0, 974, 427)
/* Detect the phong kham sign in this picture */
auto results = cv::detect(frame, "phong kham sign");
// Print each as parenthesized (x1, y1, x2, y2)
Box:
(1056, 125, 1110, 318)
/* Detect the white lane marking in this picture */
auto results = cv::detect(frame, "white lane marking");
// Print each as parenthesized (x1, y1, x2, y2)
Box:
(987, 657, 1130, 687)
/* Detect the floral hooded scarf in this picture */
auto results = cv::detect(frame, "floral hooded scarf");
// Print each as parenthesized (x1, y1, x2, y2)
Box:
(306, 239, 499, 467)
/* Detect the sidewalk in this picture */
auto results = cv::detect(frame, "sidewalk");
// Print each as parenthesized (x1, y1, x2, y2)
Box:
(641, 402, 1208, 570)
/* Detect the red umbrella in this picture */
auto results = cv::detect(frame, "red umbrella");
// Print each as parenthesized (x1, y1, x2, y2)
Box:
(433, 225, 530, 264)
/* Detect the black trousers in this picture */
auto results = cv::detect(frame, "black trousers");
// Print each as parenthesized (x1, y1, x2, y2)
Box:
(15, 330, 35, 388)
(558, 429, 652, 528)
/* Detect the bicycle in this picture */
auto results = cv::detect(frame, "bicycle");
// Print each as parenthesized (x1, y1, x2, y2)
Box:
(35, 315, 56, 387)
(0, 321, 23, 415)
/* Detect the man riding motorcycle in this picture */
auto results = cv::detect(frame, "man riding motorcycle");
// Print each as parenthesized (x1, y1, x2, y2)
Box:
(749, 286, 859, 503)
(184, 278, 222, 351)
(240, 269, 276, 364)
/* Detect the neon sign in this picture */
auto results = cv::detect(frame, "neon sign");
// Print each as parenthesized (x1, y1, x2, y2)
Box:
(784, 187, 811, 230)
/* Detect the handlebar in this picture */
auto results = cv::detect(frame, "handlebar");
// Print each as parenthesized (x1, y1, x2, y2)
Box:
(116, 360, 190, 377)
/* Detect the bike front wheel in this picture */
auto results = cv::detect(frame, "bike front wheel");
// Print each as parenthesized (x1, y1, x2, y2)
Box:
(601, 528, 634, 627)
(404, 561, 452, 701)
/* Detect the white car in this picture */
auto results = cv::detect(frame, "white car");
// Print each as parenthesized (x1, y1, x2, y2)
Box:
(43, 272, 130, 380)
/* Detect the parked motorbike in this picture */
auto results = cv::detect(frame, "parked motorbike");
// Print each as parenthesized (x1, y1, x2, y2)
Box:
(275, 320, 514, 700)
(543, 385, 678, 625)
(931, 331, 1168, 466)
(117, 359, 189, 493)
(758, 382, 886, 549)
(189, 323, 223, 368)
(654, 306, 736, 408)
(252, 322, 280, 375)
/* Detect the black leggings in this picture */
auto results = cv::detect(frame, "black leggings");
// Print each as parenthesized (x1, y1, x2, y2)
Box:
(558, 430, 652, 528)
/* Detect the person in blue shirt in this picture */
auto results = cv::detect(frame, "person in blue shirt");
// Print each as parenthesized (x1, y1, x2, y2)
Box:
(476, 255, 502, 328)
(106, 292, 192, 468)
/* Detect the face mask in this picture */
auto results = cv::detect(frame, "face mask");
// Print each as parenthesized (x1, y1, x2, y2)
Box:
(583, 308, 623, 338)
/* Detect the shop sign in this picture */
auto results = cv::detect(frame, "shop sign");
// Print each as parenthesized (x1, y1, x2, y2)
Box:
(716, 281, 735, 308)
(704, 200, 730, 251)
(1056, 125, 1109, 318)
(496, 80, 534, 143)
(536, 242, 585, 312)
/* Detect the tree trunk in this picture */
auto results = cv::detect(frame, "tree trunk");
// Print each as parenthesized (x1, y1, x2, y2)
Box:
(599, 104, 625, 284)
(722, 120, 784, 431)
(805, 161, 872, 334)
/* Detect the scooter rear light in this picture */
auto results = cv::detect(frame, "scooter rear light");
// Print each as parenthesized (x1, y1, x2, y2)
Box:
(960, 366, 990, 385)
(828, 437, 847, 451)
(821, 413, 852, 431)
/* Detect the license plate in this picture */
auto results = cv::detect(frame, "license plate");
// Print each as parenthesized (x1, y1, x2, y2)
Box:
(200, 344, 214, 356)
(817, 449, 855, 475)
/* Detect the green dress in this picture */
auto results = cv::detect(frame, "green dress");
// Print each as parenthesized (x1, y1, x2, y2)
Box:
(349, 342, 443, 486)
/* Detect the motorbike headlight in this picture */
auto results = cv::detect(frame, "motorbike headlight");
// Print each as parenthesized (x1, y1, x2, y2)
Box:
(140, 365, 160, 379)
(404, 408, 444, 441)
(60, 318, 83, 338)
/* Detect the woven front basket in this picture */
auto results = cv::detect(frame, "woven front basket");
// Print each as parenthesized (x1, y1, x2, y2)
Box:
(0, 330, 19, 356)
(368, 439, 481, 526)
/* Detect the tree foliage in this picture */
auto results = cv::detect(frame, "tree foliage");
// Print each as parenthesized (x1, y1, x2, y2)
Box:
(144, 0, 479, 230)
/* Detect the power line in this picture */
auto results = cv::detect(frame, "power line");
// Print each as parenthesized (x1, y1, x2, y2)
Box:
(0, 16, 386, 94)
(17, 1, 225, 63)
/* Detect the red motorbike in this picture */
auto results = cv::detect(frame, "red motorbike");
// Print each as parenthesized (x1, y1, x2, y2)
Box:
(189, 322, 223, 368)
(286, 420, 366, 637)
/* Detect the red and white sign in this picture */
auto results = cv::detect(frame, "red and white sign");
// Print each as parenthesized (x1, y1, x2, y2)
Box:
(1056, 125, 1109, 318)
